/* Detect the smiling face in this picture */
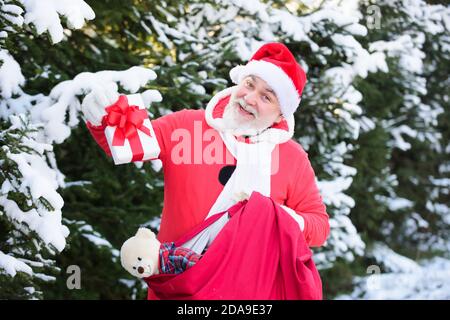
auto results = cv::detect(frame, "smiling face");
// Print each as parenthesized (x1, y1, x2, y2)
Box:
(120, 228, 160, 278)
(222, 75, 283, 134)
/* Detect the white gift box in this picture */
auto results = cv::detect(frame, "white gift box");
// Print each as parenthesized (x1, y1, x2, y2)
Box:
(105, 94, 160, 165)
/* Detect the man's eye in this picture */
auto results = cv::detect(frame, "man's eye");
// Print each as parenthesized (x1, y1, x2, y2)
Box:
(263, 95, 270, 102)
(245, 80, 253, 87)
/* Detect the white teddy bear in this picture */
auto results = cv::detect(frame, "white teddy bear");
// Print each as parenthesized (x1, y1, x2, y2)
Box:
(120, 227, 202, 278)
(120, 228, 161, 278)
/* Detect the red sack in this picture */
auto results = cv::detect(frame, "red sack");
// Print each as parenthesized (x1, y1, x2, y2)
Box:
(145, 192, 323, 300)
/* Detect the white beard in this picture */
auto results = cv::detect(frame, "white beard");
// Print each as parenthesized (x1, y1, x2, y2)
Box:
(221, 91, 273, 137)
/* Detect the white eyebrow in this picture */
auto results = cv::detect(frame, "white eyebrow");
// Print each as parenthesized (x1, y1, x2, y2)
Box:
(248, 75, 276, 98)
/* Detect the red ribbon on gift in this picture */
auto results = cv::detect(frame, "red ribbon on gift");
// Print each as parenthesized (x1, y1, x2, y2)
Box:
(105, 95, 151, 161)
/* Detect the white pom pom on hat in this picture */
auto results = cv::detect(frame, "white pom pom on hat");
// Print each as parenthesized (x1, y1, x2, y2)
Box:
(229, 42, 307, 117)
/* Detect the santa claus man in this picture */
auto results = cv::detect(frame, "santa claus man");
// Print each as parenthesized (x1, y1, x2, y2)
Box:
(81, 42, 329, 256)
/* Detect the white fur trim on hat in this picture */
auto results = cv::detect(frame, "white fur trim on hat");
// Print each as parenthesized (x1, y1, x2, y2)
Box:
(229, 60, 301, 117)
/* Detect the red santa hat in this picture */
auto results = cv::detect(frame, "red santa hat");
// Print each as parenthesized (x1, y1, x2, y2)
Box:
(229, 42, 307, 117)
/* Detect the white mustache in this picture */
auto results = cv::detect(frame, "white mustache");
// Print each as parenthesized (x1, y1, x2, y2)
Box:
(236, 98, 257, 117)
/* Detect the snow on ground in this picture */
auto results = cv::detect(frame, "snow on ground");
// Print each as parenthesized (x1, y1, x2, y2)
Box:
(337, 244, 450, 299)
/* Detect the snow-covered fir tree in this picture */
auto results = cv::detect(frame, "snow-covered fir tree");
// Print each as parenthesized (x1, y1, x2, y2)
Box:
(339, 0, 450, 299)
(0, 0, 161, 298)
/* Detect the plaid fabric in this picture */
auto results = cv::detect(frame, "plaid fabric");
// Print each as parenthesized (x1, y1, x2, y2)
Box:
(159, 242, 201, 274)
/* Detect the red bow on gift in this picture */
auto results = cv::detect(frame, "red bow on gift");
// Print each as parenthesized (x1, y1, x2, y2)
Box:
(105, 95, 151, 146)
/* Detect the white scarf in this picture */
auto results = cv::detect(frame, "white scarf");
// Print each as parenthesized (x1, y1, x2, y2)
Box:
(181, 87, 295, 253)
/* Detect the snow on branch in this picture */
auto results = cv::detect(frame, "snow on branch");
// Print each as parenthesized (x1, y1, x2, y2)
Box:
(0, 49, 25, 99)
(42, 66, 158, 144)
(1, 114, 69, 253)
(19, 0, 95, 43)
(0, 250, 33, 277)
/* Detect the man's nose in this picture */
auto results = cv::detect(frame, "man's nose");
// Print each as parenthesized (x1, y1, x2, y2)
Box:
(244, 92, 257, 106)
(137, 266, 144, 274)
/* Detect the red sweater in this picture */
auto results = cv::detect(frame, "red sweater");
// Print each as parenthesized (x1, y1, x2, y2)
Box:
(87, 105, 329, 247)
